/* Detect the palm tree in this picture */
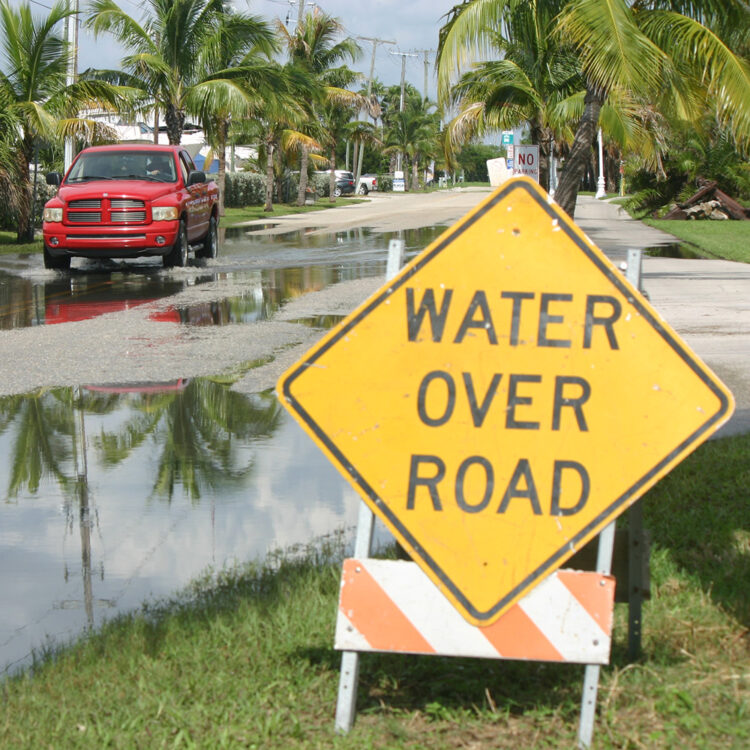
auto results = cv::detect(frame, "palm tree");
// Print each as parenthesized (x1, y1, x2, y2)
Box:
(438, 0, 750, 217)
(86, 0, 225, 145)
(0, 1, 121, 241)
(277, 10, 362, 205)
(384, 97, 441, 190)
(0, 100, 25, 228)
(440, 0, 583, 191)
(191, 8, 280, 215)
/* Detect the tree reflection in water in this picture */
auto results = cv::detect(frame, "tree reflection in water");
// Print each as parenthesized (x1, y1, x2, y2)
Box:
(0, 379, 283, 634)
(90, 378, 283, 502)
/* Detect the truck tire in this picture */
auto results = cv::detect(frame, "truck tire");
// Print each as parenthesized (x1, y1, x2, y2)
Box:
(164, 219, 188, 267)
(43, 245, 70, 271)
(196, 215, 218, 260)
(358, 183, 368, 195)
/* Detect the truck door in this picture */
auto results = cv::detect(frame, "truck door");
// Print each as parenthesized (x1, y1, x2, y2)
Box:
(179, 151, 210, 242)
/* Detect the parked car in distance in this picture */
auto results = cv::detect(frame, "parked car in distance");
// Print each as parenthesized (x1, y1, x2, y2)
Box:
(357, 174, 378, 195)
(333, 171, 355, 197)
(42, 144, 219, 271)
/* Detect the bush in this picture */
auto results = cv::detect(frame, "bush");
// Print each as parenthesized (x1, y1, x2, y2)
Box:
(222, 172, 266, 208)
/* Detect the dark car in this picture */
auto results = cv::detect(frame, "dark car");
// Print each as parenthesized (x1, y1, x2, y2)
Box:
(334, 171, 355, 197)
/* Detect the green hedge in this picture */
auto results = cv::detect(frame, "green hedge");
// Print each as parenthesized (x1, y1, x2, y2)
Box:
(222, 171, 394, 208)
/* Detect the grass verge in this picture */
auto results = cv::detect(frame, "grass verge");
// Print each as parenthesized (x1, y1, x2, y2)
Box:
(1, 434, 748, 748)
(0, 230, 42, 255)
(641, 219, 750, 263)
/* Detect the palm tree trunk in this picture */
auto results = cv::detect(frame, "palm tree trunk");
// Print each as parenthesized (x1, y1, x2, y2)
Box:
(329, 147, 337, 203)
(554, 85, 603, 218)
(165, 103, 185, 146)
(264, 141, 275, 212)
(529, 120, 550, 192)
(411, 157, 419, 191)
(16, 135, 34, 243)
(297, 145, 309, 207)
(217, 122, 228, 217)
(153, 106, 159, 144)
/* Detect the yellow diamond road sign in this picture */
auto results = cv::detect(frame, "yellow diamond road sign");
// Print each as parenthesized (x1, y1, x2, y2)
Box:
(277, 177, 734, 627)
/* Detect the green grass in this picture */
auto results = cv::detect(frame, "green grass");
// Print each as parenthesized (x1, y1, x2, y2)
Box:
(1, 434, 748, 748)
(641, 219, 750, 263)
(0, 230, 42, 255)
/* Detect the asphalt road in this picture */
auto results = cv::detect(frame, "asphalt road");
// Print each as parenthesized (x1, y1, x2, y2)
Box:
(1, 187, 747, 435)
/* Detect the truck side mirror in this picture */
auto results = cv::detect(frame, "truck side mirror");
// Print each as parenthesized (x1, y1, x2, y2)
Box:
(46, 172, 62, 186)
(187, 170, 206, 186)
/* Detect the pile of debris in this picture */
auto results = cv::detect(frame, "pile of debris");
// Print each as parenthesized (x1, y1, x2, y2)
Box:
(663, 179, 750, 220)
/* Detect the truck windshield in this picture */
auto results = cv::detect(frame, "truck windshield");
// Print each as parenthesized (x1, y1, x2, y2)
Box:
(67, 151, 178, 183)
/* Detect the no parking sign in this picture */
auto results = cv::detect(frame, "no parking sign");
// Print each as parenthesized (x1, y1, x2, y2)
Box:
(513, 145, 540, 182)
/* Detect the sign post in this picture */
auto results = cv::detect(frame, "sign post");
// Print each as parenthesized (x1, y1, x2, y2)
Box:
(277, 177, 734, 740)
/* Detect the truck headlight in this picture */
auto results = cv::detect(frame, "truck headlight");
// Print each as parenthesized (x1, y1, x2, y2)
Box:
(43, 207, 63, 222)
(152, 206, 179, 221)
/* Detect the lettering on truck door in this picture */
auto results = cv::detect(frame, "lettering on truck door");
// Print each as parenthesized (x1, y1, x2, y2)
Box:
(180, 151, 209, 241)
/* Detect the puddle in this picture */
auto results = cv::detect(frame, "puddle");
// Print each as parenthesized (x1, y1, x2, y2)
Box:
(0, 226, 446, 331)
(645, 242, 710, 259)
(286, 315, 347, 329)
(241, 223, 280, 232)
(0, 378, 389, 677)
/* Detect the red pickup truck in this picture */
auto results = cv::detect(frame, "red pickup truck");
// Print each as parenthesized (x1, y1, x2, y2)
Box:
(42, 144, 219, 270)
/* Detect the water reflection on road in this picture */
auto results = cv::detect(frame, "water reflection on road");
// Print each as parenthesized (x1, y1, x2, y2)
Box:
(0, 225, 452, 676)
(0, 225, 445, 330)
(0, 380, 364, 676)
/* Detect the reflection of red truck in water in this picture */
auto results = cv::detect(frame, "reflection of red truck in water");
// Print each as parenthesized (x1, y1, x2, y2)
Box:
(42, 144, 219, 271)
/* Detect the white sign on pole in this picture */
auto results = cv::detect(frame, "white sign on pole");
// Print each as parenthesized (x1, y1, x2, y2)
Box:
(513, 144, 540, 182)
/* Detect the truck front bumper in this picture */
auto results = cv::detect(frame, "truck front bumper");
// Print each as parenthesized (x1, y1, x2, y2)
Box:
(43, 222, 180, 259)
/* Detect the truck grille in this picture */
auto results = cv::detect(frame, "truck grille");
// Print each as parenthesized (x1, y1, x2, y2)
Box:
(66, 198, 147, 225)
(69, 199, 102, 209)
(111, 211, 146, 223)
(69, 212, 102, 223)
(111, 199, 144, 209)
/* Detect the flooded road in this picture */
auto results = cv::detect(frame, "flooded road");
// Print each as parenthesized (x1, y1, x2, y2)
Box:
(0, 225, 445, 676)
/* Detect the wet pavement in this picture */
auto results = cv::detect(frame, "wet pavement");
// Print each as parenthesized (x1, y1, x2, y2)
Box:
(0, 224, 442, 676)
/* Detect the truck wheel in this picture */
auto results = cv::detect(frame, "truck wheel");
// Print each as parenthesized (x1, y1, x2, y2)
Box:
(164, 220, 188, 267)
(196, 215, 218, 260)
(43, 245, 70, 271)
(358, 184, 368, 195)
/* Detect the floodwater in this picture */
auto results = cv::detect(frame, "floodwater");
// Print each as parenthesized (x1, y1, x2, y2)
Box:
(0, 225, 445, 676)
(644, 242, 709, 260)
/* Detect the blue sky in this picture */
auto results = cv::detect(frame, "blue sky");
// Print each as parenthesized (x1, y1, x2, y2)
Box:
(9, 0, 461, 102)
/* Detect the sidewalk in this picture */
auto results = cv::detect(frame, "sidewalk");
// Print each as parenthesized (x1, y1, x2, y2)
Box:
(571, 196, 749, 437)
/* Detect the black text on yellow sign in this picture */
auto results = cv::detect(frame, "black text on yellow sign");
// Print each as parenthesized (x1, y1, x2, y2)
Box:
(278, 177, 733, 626)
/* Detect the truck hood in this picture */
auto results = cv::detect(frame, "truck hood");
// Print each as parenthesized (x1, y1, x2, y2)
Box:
(56, 180, 179, 203)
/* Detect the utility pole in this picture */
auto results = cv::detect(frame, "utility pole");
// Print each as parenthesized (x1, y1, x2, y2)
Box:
(354, 36, 395, 187)
(64, 0, 79, 173)
(415, 49, 436, 100)
(289, 0, 315, 30)
(389, 51, 418, 172)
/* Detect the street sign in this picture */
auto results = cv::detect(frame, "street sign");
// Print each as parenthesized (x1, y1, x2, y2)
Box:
(513, 145, 539, 181)
(278, 177, 733, 626)
(502, 131, 514, 146)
